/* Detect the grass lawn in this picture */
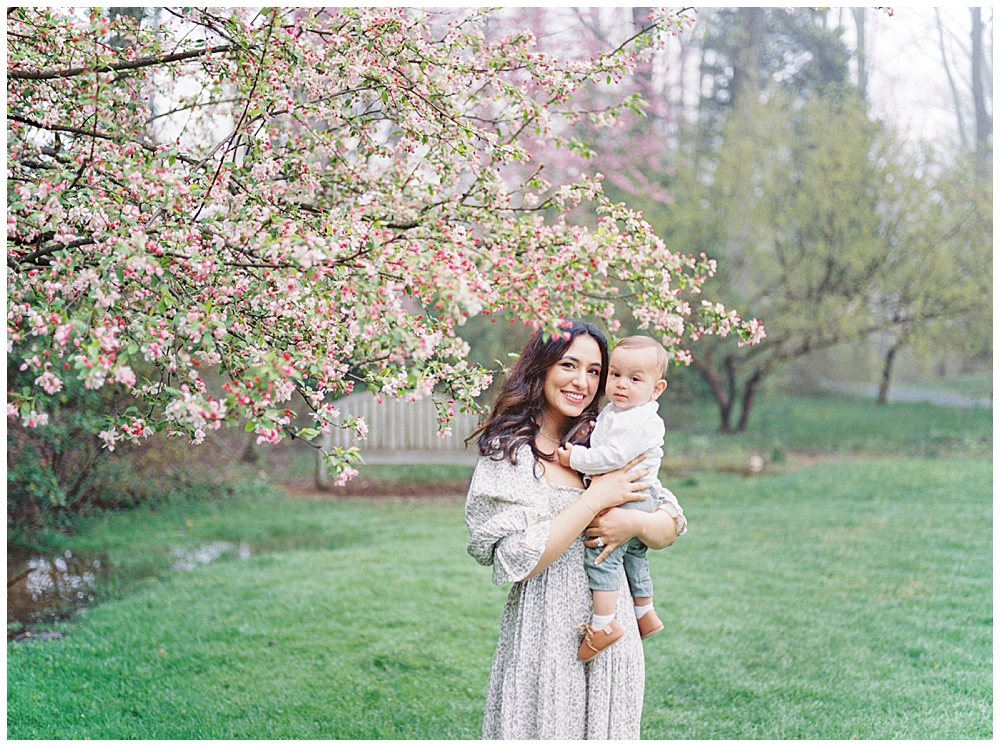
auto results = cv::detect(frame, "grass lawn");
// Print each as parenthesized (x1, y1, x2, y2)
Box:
(644, 459, 992, 739)
(659, 393, 992, 471)
(7, 457, 992, 739)
(908, 371, 993, 400)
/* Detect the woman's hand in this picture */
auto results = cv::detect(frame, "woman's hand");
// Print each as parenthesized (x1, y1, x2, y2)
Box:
(584, 509, 642, 565)
(581, 454, 649, 513)
(585, 505, 679, 564)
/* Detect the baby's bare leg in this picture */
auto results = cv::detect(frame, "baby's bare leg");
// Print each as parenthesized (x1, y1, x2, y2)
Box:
(593, 589, 618, 618)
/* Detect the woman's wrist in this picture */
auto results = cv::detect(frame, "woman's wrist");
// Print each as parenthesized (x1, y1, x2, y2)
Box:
(578, 493, 600, 514)
(580, 482, 614, 513)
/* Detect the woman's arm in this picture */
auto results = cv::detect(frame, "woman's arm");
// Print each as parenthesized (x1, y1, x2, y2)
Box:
(522, 456, 648, 580)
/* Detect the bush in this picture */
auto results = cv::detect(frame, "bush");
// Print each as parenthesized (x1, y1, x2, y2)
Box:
(7, 375, 110, 533)
(7, 347, 174, 535)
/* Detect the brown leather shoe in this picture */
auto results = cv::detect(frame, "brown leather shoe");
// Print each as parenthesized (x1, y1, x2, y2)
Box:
(577, 620, 624, 662)
(637, 609, 664, 640)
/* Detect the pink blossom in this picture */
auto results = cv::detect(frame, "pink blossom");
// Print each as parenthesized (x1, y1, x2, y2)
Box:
(99, 430, 118, 451)
(334, 466, 359, 486)
(116, 366, 136, 387)
(22, 411, 49, 427)
(34, 371, 64, 395)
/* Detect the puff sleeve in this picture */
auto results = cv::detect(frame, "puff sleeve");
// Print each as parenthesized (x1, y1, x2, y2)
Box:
(465, 447, 551, 585)
(656, 486, 688, 536)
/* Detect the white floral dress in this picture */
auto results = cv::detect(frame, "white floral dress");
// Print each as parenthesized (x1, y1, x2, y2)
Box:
(465, 445, 687, 740)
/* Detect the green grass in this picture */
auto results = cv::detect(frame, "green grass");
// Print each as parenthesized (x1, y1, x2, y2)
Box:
(7, 458, 992, 739)
(8, 486, 504, 739)
(644, 459, 992, 739)
(660, 393, 992, 468)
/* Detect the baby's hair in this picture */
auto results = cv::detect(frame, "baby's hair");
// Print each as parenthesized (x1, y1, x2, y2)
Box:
(613, 335, 670, 378)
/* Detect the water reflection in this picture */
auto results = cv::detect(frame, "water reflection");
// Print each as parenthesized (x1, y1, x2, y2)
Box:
(8, 549, 101, 629)
(8, 541, 252, 634)
(171, 541, 251, 571)
(27, 553, 99, 602)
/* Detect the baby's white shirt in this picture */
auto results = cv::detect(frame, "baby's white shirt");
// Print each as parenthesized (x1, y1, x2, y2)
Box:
(569, 401, 665, 493)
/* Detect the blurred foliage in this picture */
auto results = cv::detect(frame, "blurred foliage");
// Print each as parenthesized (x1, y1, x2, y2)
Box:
(617, 82, 990, 431)
(660, 95, 893, 430)
(698, 7, 853, 134)
(8, 343, 118, 533)
(879, 149, 993, 361)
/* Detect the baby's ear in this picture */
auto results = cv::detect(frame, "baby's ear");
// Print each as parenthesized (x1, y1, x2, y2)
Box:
(652, 379, 667, 399)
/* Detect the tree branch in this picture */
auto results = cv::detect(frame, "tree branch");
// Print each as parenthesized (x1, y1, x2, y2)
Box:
(9, 113, 205, 167)
(9, 44, 234, 81)
(9, 237, 95, 268)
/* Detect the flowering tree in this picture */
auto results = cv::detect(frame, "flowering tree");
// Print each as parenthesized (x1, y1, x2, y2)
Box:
(7, 7, 763, 481)
(481, 7, 697, 205)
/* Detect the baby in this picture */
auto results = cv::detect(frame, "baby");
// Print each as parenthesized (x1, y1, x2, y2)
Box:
(557, 335, 669, 662)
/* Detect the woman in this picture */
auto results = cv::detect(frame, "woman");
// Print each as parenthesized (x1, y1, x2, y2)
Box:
(465, 321, 687, 739)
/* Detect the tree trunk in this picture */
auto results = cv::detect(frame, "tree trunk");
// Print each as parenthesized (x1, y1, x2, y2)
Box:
(971, 8, 992, 177)
(692, 353, 734, 433)
(632, 6, 651, 30)
(935, 9, 970, 151)
(877, 341, 902, 405)
(732, 7, 765, 110)
(736, 370, 764, 432)
(852, 8, 867, 101)
(241, 434, 259, 463)
(721, 355, 743, 434)
(718, 401, 734, 434)
(315, 428, 331, 490)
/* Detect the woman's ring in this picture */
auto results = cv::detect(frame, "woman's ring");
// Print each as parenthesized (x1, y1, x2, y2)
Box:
(595, 537, 605, 548)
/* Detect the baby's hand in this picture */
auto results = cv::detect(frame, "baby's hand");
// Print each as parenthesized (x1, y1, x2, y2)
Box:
(557, 445, 573, 467)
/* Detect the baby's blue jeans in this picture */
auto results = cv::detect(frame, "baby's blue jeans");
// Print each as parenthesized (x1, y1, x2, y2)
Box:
(584, 487, 659, 598)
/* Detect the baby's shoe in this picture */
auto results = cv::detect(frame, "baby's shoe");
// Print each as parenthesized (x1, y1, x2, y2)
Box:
(637, 609, 664, 640)
(577, 620, 624, 662)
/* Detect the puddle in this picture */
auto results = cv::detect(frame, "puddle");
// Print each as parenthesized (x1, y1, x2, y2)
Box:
(8, 541, 252, 638)
(8, 549, 103, 633)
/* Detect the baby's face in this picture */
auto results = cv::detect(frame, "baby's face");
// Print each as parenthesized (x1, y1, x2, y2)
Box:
(605, 347, 665, 409)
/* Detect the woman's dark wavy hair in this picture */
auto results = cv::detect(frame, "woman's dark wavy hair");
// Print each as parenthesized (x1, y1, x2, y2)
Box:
(472, 321, 609, 465)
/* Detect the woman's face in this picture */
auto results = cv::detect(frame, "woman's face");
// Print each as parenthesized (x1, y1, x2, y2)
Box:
(541, 334, 603, 427)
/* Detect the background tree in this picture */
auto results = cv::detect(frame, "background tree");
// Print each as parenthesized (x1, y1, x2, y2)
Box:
(970, 8, 992, 177)
(870, 150, 993, 403)
(586, 7, 990, 427)
(6, 7, 761, 480)
(477, 7, 696, 206)
(665, 95, 912, 432)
